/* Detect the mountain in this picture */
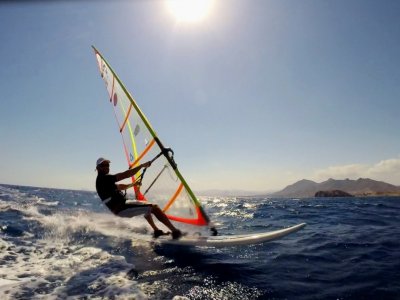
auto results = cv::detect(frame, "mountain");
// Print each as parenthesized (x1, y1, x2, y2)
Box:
(270, 178, 400, 198)
(270, 179, 319, 198)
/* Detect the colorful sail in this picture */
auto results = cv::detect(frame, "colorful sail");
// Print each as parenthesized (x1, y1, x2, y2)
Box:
(92, 46, 214, 230)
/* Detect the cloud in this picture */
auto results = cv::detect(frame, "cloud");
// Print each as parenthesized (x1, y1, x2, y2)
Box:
(367, 158, 400, 184)
(312, 157, 400, 185)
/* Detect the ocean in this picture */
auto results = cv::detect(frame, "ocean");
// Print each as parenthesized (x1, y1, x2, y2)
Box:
(0, 184, 399, 300)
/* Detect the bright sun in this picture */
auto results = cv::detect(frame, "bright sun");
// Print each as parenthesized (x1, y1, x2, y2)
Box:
(165, 0, 215, 23)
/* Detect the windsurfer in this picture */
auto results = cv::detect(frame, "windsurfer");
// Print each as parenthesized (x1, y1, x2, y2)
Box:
(95, 157, 182, 239)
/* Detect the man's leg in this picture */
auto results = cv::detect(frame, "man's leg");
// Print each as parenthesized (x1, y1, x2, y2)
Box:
(144, 213, 159, 232)
(117, 203, 164, 236)
(151, 205, 182, 239)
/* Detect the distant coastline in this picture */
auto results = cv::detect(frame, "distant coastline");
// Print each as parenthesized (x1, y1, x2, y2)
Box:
(269, 178, 400, 198)
(2, 180, 400, 199)
(315, 190, 354, 197)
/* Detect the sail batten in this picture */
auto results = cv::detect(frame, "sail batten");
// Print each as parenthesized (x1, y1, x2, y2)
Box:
(130, 138, 156, 168)
(120, 104, 133, 132)
(92, 46, 211, 228)
(163, 183, 184, 213)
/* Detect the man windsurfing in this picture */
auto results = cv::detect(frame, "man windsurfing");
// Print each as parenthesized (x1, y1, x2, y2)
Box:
(95, 157, 183, 239)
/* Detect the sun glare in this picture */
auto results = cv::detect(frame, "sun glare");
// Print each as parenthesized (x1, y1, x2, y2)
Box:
(166, 0, 214, 23)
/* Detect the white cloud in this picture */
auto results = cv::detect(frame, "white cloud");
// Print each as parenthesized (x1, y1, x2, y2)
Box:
(312, 157, 400, 185)
(367, 158, 400, 184)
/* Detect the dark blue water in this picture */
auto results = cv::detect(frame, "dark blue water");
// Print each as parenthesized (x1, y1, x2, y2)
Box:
(0, 183, 399, 299)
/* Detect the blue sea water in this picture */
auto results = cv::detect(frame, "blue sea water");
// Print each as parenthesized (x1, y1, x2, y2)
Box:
(0, 184, 399, 299)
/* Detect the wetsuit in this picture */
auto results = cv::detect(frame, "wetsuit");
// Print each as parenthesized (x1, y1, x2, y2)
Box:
(96, 173, 151, 217)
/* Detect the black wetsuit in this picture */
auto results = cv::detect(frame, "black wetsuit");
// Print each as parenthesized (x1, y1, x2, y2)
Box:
(96, 173, 152, 216)
(96, 173, 126, 213)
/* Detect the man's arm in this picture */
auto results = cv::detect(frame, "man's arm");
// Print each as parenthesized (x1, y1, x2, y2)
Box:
(116, 182, 140, 191)
(114, 161, 151, 182)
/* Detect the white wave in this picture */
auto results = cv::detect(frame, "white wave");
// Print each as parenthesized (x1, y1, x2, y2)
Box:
(0, 237, 147, 299)
(37, 198, 59, 206)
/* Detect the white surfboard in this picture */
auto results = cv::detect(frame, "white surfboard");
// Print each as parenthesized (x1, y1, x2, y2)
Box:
(154, 223, 306, 247)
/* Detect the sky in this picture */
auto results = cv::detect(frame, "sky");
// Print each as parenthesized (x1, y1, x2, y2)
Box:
(0, 0, 399, 193)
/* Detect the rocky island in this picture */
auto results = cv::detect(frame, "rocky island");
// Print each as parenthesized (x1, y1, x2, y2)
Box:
(315, 190, 354, 197)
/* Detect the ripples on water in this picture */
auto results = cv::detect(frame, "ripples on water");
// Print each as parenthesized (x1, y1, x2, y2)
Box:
(0, 184, 399, 299)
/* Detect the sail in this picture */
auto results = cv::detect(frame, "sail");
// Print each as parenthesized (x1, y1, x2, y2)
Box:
(92, 46, 211, 227)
